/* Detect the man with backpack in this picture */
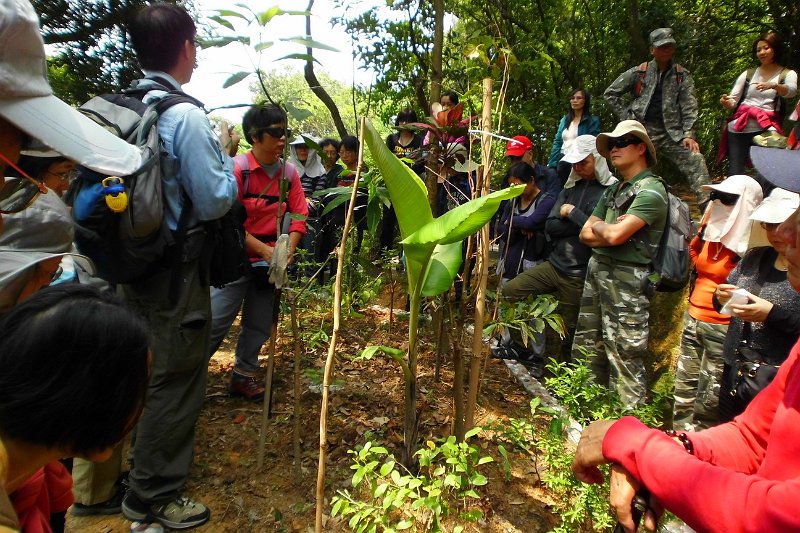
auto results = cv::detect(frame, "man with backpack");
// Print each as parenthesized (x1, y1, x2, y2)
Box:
(604, 28, 711, 207)
(571, 120, 669, 408)
(97, 4, 238, 530)
(493, 135, 618, 375)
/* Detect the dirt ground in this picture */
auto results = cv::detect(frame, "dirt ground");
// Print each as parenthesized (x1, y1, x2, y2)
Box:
(67, 299, 561, 532)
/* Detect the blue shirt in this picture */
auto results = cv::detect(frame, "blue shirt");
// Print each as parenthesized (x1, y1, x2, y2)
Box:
(140, 71, 237, 230)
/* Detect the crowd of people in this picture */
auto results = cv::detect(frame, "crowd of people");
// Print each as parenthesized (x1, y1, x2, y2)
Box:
(2, 0, 800, 531)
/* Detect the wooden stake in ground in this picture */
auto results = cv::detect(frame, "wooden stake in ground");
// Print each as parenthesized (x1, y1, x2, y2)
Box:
(464, 78, 494, 430)
(315, 118, 367, 533)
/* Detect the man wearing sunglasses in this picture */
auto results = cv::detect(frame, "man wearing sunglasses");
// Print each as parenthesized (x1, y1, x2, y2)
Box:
(572, 120, 669, 408)
(208, 104, 308, 402)
(604, 28, 710, 207)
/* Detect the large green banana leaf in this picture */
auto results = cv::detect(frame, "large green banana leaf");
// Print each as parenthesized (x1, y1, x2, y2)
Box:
(363, 120, 523, 297)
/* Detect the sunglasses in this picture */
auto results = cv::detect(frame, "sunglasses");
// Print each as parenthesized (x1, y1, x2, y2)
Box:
(256, 127, 291, 139)
(608, 136, 643, 150)
(709, 190, 740, 206)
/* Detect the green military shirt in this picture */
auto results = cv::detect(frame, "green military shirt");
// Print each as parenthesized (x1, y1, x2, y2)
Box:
(591, 169, 668, 265)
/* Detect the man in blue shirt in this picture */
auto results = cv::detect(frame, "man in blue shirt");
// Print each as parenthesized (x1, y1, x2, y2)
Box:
(107, 4, 236, 530)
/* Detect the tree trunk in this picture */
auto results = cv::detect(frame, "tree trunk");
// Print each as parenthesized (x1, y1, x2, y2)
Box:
(423, 0, 446, 214)
(625, 0, 649, 61)
(464, 78, 493, 430)
(430, 0, 445, 110)
(304, 0, 348, 138)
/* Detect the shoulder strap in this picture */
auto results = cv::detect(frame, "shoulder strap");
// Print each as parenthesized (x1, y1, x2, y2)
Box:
(774, 67, 790, 116)
(674, 64, 684, 80)
(633, 62, 649, 97)
(734, 68, 758, 111)
(234, 154, 250, 195)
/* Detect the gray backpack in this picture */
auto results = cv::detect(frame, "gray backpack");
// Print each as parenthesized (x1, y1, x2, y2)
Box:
(68, 81, 201, 284)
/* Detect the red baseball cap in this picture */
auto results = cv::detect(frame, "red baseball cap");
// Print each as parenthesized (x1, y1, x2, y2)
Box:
(505, 135, 533, 157)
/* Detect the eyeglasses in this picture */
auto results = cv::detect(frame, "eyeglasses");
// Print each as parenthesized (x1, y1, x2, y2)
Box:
(46, 169, 79, 183)
(710, 190, 740, 206)
(608, 136, 643, 150)
(760, 221, 781, 231)
(256, 127, 291, 139)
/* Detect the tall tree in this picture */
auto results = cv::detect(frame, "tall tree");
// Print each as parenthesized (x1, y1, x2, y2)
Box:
(34, 0, 195, 101)
(334, 0, 436, 116)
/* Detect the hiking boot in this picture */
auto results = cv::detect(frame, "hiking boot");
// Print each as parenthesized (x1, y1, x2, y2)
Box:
(71, 472, 128, 516)
(122, 492, 210, 530)
(229, 370, 265, 402)
(491, 343, 546, 379)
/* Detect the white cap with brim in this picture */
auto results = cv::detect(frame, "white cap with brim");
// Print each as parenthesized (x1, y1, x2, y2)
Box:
(562, 135, 598, 164)
(701, 174, 754, 195)
(443, 143, 478, 174)
(0, 0, 141, 176)
(0, 249, 93, 288)
(748, 188, 800, 248)
(751, 147, 800, 194)
(596, 120, 657, 165)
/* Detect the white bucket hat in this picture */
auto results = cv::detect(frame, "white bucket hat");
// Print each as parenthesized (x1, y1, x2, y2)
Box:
(0, 0, 140, 176)
(748, 188, 800, 248)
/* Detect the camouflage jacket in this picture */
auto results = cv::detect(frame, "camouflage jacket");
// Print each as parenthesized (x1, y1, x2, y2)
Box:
(604, 60, 699, 143)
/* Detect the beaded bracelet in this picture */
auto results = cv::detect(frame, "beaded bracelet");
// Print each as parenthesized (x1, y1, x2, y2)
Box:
(664, 430, 694, 455)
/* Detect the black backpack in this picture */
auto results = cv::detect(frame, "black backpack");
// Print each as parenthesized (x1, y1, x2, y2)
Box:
(635, 177, 692, 292)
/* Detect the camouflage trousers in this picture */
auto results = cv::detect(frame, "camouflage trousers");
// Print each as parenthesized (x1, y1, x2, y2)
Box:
(645, 122, 711, 205)
(571, 255, 651, 408)
(672, 312, 728, 431)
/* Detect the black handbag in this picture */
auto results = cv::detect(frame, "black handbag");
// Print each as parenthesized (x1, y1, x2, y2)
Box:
(720, 341, 780, 419)
(718, 260, 779, 421)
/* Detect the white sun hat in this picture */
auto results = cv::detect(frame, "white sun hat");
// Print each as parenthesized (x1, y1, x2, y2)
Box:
(0, 0, 140, 176)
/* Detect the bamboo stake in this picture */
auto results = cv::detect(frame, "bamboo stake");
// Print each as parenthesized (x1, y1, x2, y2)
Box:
(464, 78, 494, 430)
(315, 118, 367, 532)
(290, 298, 303, 478)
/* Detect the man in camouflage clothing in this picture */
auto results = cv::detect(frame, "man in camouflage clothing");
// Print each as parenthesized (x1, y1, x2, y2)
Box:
(571, 120, 668, 408)
(604, 28, 710, 206)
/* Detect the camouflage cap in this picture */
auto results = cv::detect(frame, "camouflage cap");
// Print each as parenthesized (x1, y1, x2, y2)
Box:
(649, 28, 676, 48)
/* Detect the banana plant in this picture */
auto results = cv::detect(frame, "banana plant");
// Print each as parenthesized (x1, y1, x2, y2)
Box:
(362, 120, 522, 464)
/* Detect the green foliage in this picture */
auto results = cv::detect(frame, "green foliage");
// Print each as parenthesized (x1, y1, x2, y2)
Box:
(484, 295, 566, 349)
(364, 119, 522, 298)
(36, 0, 161, 99)
(247, 67, 365, 137)
(333, 0, 436, 117)
(545, 352, 669, 427)
(488, 355, 669, 532)
(330, 433, 493, 532)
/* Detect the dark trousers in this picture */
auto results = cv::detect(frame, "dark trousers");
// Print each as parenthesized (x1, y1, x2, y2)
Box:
(122, 258, 211, 504)
(726, 130, 760, 176)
